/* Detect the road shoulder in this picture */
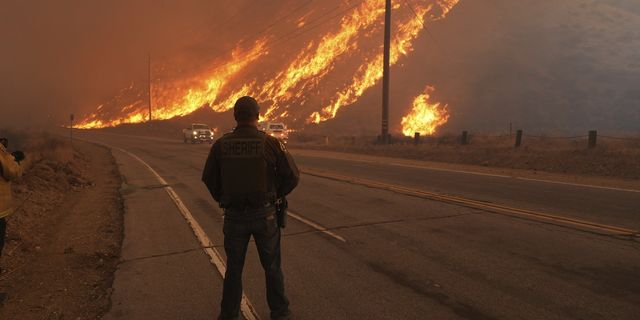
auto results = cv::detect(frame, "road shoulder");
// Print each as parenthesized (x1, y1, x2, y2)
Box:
(0, 141, 123, 319)
(104, 147, 222, 320)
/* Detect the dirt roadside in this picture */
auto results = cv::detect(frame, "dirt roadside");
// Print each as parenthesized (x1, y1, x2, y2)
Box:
(0, 140, 123, 320)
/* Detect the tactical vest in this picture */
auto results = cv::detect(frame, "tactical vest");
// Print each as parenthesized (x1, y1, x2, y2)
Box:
(218, 130, 276, 209)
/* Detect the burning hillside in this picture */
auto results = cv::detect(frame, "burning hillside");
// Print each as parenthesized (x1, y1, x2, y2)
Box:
(77, 0, 460, 134)
(401, 86, 449, 136)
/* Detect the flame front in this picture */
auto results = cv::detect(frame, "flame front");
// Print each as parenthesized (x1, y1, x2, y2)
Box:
(77, 0, 461, 131)
(215, 0, 387, 119)
(401, 86, 449, 136)
(77, 40, 268, 129)
(309, 0, 460, 123)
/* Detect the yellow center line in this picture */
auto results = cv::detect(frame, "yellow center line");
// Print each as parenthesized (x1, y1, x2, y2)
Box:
(301, 167, 639, 238)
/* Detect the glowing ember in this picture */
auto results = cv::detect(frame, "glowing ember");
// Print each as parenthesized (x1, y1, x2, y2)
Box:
(401, 86, 449, 136)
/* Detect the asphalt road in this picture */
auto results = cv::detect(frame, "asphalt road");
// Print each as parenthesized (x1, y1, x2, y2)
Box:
(80, 132, 640, 320)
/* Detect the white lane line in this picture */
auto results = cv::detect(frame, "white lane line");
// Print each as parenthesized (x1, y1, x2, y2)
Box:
(287, 210, 347, 242)
(116, 147, 260, 320)
(293, 151, 640, 193)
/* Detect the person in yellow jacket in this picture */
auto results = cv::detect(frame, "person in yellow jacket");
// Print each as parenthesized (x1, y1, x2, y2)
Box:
(0, 138, 23, 276)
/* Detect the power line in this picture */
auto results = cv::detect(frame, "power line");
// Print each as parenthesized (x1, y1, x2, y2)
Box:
(402, 0, 439, 45)
(258, 0, 365, 48)
(94, 0, 369, 117)
(401, 0, 457, 71)
(238, 0, 315, 46)
(196, 0, 366, 71)
(207, 1, 270, 34)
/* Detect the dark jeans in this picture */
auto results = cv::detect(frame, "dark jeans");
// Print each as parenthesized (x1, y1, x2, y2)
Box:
(0, 217, 6, 259)
(219, 215, 289, 320)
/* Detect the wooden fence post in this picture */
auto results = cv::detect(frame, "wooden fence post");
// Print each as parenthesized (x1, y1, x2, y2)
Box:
(515, 129, 523, 148)
(588, 130, 597, 148)
(461, 131, 468, 145)
(414, 132, 420, 145)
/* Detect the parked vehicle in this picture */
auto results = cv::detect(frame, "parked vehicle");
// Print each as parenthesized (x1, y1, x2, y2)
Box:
(261, 122, 289, 143)
(182, 123, 214, 144)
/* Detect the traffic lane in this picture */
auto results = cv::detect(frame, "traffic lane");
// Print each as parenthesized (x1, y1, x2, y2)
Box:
(117, 139, 461, 319)
(87, 134, 466, 318)
(293, 154, 640, 230)
(80, 132, 322, 248)
(288, 174, 640, 319)
(84, 133, 640, 319)
(93, 135, 359, 318)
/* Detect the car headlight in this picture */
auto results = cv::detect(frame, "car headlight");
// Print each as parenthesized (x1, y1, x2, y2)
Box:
(193, 131, 197, 135)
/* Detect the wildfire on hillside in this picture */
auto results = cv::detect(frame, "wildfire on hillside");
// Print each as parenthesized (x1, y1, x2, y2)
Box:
(401, 86, 449, 136)
(77, 0, 459, 134)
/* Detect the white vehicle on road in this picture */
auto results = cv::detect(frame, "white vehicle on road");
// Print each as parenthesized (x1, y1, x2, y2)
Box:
(261, 122, 289, 143)
(183, 123, 214, 144)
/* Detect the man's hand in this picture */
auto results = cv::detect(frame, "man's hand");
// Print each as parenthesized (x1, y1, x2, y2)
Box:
(11, 151, 25, 163)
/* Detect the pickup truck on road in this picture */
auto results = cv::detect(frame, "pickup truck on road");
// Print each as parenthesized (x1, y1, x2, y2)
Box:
(183, 124, 214, 144)
(261, 122, 289, 143)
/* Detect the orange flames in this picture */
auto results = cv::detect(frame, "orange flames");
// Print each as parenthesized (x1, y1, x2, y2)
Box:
(401, 86, 449, 136)
(77, 41, 268, 129)
(310, 0, 459, 124)
(77, 0, 460, 134)
(215, 0, 387, 120)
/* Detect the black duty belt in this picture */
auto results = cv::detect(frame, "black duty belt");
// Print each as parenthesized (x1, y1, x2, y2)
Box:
(223, 203, 276, 221)
(224, 211, 275, 222)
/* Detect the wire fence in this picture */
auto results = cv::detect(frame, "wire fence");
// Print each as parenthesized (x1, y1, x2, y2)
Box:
(522, 134, 588, 140)
(292, 130, 640, 149)
(599, 135, 640, 142)
(449, 130, 640, 148)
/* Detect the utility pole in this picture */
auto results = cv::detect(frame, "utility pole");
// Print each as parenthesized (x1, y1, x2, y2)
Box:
(381, 0, 392, 144)
(148, 53, 152, 122)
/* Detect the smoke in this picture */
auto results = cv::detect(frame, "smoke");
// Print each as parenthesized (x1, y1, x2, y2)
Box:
(1, 0, 639, 134)
(0, 0, 286, 127)
(393, 0, 640, 134)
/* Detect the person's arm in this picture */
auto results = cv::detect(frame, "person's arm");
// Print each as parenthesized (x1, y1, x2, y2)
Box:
(270, 139, 299, 197)
(0, 146, 22, 181)
(201, 141, 222, 202)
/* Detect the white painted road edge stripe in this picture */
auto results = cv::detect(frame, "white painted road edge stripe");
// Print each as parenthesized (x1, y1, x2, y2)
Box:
(294, 151, 640, 193)
(116, 147, 260, 320)
(287, 210, 347, 242)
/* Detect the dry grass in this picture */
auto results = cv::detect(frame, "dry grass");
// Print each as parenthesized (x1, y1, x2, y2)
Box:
(290, 133, 640, 179)
(1, 130, 75, 170)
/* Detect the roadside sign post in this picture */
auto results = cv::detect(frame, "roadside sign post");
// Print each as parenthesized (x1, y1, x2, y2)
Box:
(70, 113, 74, 146)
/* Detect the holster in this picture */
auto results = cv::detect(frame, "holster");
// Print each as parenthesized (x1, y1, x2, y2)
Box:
(275, 198, 288, 228)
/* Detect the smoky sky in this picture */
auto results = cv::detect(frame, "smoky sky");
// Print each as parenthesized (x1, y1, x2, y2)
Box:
(404, 0, 640, 134)
(0, 0, 287, 127)
(1, 0, 639, 134)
